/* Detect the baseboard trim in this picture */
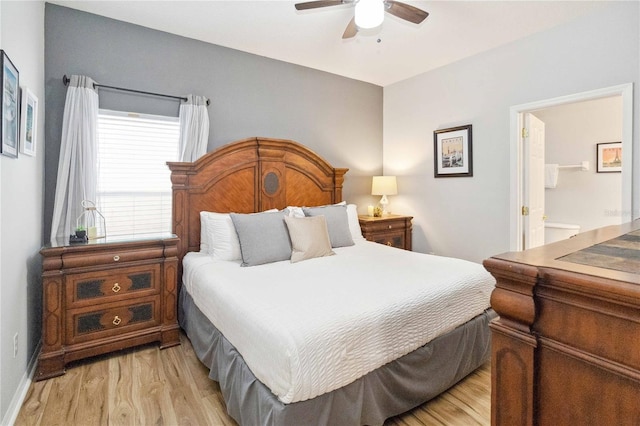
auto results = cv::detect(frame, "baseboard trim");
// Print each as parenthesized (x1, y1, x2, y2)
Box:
(2, 342, 40, 426)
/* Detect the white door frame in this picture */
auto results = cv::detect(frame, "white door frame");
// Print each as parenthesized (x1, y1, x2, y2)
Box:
(509, 83, 633, 251)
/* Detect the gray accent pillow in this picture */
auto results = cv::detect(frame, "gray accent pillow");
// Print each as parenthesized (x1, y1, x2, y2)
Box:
(302, 205, 355, 248)
(230, 211, 292, 267)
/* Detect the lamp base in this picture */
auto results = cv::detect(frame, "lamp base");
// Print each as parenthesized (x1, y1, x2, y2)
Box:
(379, 195, 390, 216)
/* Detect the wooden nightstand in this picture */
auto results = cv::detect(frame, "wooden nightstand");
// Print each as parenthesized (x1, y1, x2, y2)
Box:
(36, 233, 181, 381)
(358, 214, 413, 251)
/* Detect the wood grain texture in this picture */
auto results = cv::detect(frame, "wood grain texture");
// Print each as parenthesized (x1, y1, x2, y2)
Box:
(167, 137, 348, 262)
(36, 236, 180, 381)
(17, 333, 490, 426)
(484, 219, 640, 426)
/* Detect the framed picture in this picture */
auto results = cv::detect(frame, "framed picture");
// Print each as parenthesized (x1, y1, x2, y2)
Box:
(596, 142, 621, 173)
(20, 87, 37, 156)
(434, 124, 473, 177)
(1, 50, 19, 158)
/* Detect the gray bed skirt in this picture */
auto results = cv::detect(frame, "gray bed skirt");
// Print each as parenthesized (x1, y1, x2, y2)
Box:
(179, 287, 496, 426)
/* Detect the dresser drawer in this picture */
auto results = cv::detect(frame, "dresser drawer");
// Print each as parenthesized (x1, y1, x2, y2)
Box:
(66, 264, 160, 308)
(66, 297, 160, 345)
(62, 246, 165, 269)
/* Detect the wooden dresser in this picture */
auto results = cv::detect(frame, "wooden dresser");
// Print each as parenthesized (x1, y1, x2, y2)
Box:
(483, 220, 640, 425)
(36, 234, 181, 381)
(358, 214, 413, 250)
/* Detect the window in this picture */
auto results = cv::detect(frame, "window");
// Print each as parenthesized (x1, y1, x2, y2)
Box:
(97, 110, 179, 237)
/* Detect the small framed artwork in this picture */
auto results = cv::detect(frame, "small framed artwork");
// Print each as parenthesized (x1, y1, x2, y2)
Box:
(434, 124, 473, 177)
(596, 142, 621, 173)
(1, 50, 19, 158)
(20, 87, 37, 156)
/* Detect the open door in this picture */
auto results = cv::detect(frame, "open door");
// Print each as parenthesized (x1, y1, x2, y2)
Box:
(523, 113, 546, 249)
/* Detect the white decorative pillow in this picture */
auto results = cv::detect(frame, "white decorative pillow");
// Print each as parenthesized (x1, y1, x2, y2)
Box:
(284, 215, 335, 263)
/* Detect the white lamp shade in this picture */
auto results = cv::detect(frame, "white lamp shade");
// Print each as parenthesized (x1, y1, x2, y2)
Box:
(355, 0, 384, 29)
(371, 176, 397, 196)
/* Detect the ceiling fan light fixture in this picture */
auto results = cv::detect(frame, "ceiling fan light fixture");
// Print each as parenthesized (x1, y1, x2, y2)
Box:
(354, 0, 384, 29)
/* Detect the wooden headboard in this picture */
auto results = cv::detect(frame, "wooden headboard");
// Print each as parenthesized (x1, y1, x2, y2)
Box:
(167, 137, 348, 262)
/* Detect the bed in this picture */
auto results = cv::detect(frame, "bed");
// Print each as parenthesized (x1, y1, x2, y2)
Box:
(168, 137, 496, 425)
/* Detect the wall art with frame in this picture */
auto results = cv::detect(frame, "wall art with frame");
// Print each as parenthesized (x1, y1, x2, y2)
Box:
(434, 124, 472, 177)
(20, 87, 37, 156)
(596, 142, 621, 173)
(1, 50, 19, 158)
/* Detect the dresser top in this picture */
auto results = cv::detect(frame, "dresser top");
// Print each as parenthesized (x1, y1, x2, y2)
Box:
(44, 232, 178, 251)
(358, 214, 413, 222)
(488, 219, 640, 285)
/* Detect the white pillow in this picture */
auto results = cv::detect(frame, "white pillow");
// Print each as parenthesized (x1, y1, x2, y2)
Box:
(200, 211, 216, 253)
(346, 204, 365, 241)
(284, 206, 305, 218)
(200, 212, 242, 260)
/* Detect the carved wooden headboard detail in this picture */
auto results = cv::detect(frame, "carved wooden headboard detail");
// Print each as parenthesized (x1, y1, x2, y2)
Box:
(167, 137, 348, 263)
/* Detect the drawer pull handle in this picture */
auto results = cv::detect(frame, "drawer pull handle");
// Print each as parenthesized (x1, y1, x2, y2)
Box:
(388, 225, 392, 229)
(113, 255, 120, 262)
(112, 316, 122, 326)
(112, 283, 121, 293)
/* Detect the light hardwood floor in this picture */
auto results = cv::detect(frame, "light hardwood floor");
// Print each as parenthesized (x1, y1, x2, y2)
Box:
(16, 333, 490, 426)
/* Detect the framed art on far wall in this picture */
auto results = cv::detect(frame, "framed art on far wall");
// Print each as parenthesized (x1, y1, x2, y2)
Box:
(434, 124, 472, 177)
(20, 87, 37, 156)
(1, 50, 19, 158)
(596, 142, 621, 173)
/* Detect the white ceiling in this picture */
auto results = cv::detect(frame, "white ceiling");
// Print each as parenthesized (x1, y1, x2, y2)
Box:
(49, 0, 608, 86)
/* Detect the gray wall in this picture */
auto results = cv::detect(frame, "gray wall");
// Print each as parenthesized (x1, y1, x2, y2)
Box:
(44, 4, 383, 238)
(1, 1, 45, 423)
(383, 2, 639, 263)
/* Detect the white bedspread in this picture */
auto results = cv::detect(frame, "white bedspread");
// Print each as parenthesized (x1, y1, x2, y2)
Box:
(182, 241, 495, 404)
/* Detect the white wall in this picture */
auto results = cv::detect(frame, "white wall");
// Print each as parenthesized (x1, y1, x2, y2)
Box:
(534, 96, 622, 233)
(0, 1, 45, 424)
(383, 2, 639, 263)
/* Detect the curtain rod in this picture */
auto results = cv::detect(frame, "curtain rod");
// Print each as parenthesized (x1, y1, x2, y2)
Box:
(62, 75, 209, 106)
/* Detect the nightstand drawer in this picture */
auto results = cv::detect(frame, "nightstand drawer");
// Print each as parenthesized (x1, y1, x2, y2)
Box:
(358, 214, 413, 251)
(67, 297, 160, 345)
(369, 232, 406, 249)
(66, 264, 160, 308)
(62, 246, 165, 269)
(365, 220, 408, 233)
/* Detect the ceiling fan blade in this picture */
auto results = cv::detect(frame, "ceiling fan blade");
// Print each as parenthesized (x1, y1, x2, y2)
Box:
(385, 1, 429, 24)
(342, 17, 358, 39)
(295, 0, 346, 11)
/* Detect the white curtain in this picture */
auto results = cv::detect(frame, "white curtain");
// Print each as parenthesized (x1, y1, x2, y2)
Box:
(178, 94, 209, 161)
(50, 75, 99, 242)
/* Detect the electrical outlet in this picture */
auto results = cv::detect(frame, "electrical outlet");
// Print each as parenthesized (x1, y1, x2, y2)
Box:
(13, 333, 18, 358)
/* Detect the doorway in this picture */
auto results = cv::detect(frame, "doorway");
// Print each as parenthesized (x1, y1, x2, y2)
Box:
(509, 83, 633, 251)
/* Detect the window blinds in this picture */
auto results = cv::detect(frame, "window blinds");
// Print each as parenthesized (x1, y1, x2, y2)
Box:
(97, 110, 179, 237)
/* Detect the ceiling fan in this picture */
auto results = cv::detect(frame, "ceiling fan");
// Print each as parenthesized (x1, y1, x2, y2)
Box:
(294, 0, 429, 39)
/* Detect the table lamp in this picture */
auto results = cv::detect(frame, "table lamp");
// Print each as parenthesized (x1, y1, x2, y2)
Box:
(371, 176, 397, 216)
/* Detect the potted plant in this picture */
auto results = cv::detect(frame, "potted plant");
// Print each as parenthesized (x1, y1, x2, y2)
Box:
(69, 226, 88, 243)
